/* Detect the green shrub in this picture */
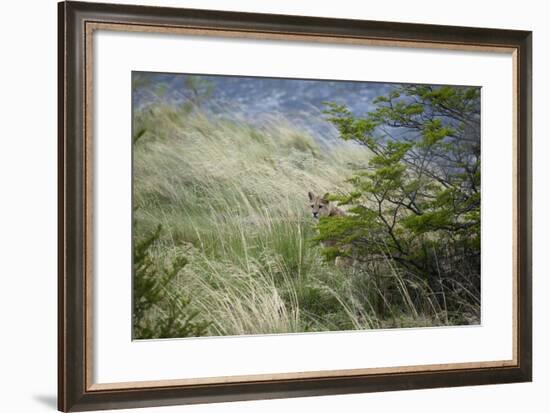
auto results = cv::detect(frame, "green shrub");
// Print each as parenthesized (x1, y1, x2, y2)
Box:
(133, 224, 211, 339)
(321, 85, 481, 320)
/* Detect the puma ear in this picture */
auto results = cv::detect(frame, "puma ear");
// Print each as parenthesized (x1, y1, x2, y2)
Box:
(308, 191, 314, 201)
(322, 193, 330, 202)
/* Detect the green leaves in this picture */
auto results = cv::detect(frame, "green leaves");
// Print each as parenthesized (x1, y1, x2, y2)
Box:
(133, 223, 211, 339)
(320, 84, 481, 315)
(132, 127, 147, 144)
(401, 210, 453, 234)
(420, 119, 454, 148)
(322, 101, 378, 144)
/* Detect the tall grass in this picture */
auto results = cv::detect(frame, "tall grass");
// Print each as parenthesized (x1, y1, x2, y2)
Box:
(133, 104, 468, 338)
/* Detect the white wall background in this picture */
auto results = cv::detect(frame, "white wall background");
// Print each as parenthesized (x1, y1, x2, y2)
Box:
(0, 0, 545, 412)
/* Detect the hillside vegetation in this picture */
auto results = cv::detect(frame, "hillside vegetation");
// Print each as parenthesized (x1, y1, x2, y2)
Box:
(133, 85, 480, 339)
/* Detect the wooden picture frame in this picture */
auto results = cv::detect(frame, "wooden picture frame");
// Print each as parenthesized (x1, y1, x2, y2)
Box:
(58, 1, 532, 411)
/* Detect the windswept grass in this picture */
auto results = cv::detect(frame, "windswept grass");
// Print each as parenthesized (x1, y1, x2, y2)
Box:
(133, 104, 470, 339)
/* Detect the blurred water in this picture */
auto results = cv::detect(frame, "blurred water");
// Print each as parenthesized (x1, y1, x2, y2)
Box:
(132, 72, 395, 145)
(132, 72, 479, 149)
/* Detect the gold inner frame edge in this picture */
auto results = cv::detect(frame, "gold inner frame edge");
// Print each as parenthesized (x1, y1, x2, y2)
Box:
(83, 20, 520, 392)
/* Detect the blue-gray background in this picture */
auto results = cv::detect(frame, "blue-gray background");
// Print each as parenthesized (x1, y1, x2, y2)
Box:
(133, 72, 475, 145)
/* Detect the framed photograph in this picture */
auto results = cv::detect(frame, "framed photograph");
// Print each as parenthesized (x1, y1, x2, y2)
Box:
(58, 1, 532, 411)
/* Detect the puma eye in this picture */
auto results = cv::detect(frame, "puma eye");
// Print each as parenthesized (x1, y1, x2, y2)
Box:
(310, 205, 314, 208)
(319, 205, 323, 208)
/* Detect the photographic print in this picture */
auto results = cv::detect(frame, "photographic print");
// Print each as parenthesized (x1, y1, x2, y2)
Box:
(132, 72, 481, 339)
(59, 5, 531, 409)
